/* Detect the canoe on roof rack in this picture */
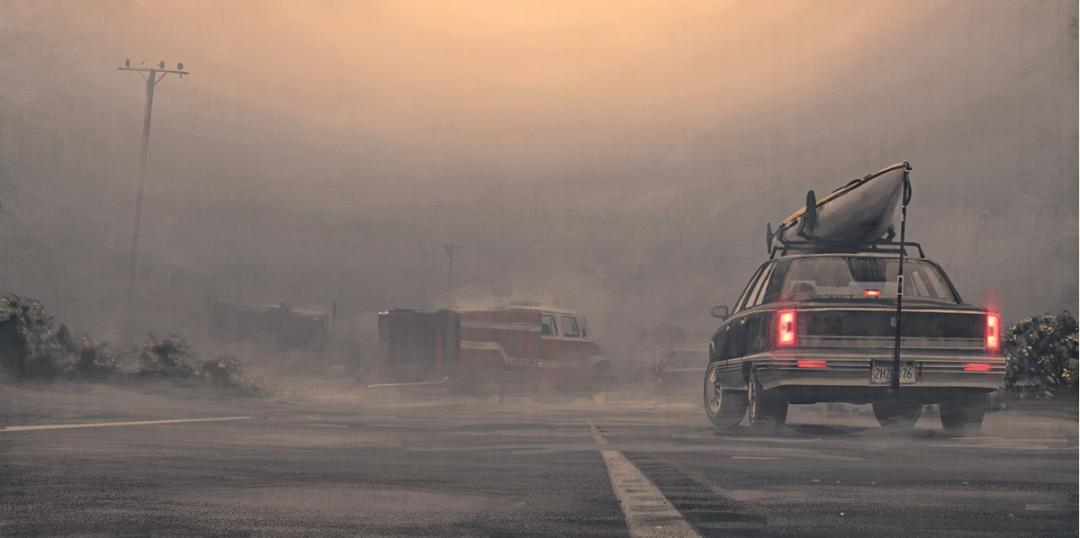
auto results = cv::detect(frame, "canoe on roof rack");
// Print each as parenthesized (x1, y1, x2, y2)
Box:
(768, 162, 912, 253)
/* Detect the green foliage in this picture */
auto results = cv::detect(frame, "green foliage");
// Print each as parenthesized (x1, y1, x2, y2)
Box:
(0, 293, 264, 396)
(0, 294, 77, 378)
(201, 355, 266, 396)
(76, 337, 119, 379)
(1004, 310, 1079, 399)
(138, 334, 202, 379)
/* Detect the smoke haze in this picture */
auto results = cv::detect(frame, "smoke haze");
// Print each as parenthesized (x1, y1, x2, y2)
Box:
(0, 0, 1075, 353)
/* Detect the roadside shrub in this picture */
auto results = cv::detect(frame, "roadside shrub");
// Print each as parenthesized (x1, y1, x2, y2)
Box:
(76, 337, 119, 380)
(201, 355, 266, 396)
(137, 334, 202, 379)
(0, 294, 77, 378)
(0, 293, 265, 396)
(1003, 310, 1079, 399)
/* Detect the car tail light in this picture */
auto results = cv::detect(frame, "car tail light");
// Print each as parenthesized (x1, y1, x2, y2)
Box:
(863, 289, 881, 298)
(963, 362, 992, 373)
(985, 312, 1000, 352)
(797, 359, 827, 369)
(776, 309, 797, 348)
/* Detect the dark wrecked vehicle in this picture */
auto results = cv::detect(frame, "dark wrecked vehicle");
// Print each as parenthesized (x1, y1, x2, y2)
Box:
(704, 163, 1004, 435)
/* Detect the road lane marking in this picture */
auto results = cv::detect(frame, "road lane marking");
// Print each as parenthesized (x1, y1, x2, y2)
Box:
(731, 456, 780, 460)
(366, 376, 450, 389)
(600, 450, 701, 538)
(1, 416, 252, 432)
(1025, 503, 1075, 513)
(588, 421, 608, 445)
(589, 421, 700, 538)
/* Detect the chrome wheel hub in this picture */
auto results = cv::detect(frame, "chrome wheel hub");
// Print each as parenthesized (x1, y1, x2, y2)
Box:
(706, 365, 722, 414)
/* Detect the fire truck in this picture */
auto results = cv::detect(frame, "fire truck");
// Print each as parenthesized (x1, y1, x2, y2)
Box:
(375, 306, 610, 394)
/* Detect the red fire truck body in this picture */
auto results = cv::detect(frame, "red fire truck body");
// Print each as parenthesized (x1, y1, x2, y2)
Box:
(377, 307, 607, 390)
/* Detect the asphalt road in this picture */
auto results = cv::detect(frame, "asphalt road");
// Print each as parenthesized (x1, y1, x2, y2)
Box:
(1, 385, 1076, 537)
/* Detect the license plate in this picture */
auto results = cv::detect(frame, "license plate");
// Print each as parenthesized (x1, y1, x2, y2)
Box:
(870, 361, 917, 384)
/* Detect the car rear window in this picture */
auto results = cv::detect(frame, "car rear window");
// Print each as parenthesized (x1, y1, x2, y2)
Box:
(762, 256, 959, 304)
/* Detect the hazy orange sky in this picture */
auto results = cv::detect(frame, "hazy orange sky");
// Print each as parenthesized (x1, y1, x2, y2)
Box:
(3, 0, 935, 180)
(0, 1, 1075, 338)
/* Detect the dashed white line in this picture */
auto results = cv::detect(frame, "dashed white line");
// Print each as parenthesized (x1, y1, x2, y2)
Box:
(600, 450, 701, 538)
(589, 421, 700, 538)
(1, 416, 252, 432)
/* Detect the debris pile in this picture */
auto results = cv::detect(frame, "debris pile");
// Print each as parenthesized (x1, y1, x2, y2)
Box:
(0, 293, 265, 396)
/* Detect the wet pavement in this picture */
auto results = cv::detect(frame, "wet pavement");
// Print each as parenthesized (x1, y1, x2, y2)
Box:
(1, 385, 1076, 536)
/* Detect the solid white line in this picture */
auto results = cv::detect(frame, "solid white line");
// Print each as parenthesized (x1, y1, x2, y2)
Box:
(366, 376, 450, 389)
(1025, 503, 1073, 512)
(1, 416, 252, 432)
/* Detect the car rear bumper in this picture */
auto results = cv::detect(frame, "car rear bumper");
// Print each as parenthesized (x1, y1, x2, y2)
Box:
(751, 350, 1005, 395)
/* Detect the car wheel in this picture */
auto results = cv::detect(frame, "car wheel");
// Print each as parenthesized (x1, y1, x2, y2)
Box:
(940, 397, 986, 437)
(704, 362, 746, 430)
(872, 399, 923, 429)
(747, 369, 787, 433)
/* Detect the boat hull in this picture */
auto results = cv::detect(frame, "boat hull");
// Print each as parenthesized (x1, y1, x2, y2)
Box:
(775, 163, 908, 247)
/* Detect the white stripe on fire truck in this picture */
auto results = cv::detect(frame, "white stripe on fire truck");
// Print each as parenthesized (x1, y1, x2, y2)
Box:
(460, 320, 542, 332)
(459, 340, 563, 369)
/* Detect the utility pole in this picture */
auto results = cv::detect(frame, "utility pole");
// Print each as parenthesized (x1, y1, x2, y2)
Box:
(444, 244, 462, 295)
(117, 59, 189, 328)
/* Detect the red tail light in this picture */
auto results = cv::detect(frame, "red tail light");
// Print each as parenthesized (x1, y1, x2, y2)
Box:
(963, 362, 992, 373)
(863, 289, 881, 298)
(776, 309, 797, 348)
(797, 359, 827, 369)
(985, 312, 1000, 352)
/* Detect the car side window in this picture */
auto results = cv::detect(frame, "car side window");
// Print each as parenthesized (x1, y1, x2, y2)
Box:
(735, 264, 768, 312)
(748, 264, 776, 308)
(560, 315, 580, 337)
(540, 315, 557, 336)
(762, 261, 789, 304)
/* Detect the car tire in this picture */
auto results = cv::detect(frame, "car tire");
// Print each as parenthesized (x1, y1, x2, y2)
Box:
(940, 397, 986, 437)
(872, 399, 923, 429)
(747, 369, 787, 433)
(704, 362, 746, 430)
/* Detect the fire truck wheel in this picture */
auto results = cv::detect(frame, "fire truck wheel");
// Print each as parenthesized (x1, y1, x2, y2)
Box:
(471, 376, 503, 402)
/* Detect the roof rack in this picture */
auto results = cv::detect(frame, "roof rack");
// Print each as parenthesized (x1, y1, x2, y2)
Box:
(769, 239, 926, 259)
